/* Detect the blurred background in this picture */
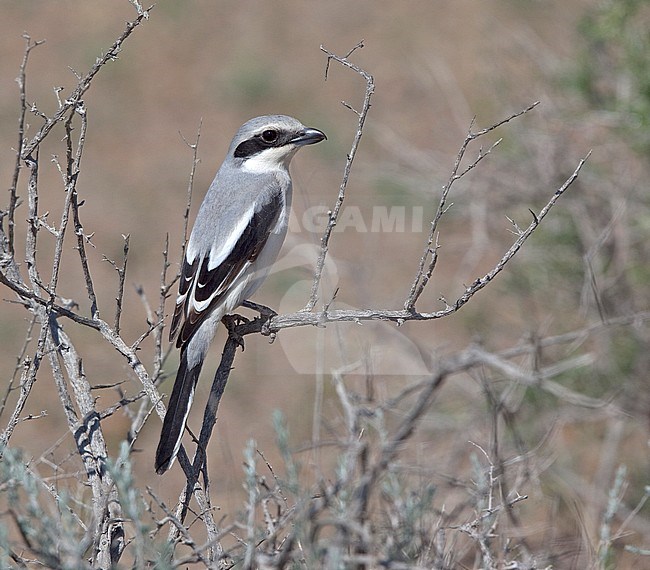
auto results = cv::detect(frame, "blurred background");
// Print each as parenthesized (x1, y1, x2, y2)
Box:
(1, 1, 649, 566)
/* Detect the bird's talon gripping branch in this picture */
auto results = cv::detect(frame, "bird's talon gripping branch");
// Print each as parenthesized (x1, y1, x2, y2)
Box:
(260, 311, 279, 339)
(242, 298, 277, 321)
(222, 314, 247, 350)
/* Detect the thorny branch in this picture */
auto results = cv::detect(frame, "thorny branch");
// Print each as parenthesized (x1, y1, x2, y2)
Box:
(50, 105, 87, 299)
(103, 234, 130, 335)
(0, 7, 155, 567)
(180, 120, 202, 262)
(19, 8, 153, 160)
(305, 42, 374, 311)
(405, 100, 541, 310)
(6, 35, 44, 255)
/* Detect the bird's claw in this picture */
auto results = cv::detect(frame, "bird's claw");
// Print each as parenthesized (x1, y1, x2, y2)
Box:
(241, 300, 277, 337)
(222, 313, 247, 349)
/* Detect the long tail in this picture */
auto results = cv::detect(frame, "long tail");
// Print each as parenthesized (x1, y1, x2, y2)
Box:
(155, 348, 203, 474)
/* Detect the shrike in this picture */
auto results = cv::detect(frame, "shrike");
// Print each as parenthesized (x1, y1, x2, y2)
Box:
(155, 115, 326, 474)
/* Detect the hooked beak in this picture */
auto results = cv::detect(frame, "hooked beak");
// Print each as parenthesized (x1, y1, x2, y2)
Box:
(291, 127, 327, 146)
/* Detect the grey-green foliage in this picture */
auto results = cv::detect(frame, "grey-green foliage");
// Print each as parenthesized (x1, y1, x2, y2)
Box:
(0, 446, 175, 570)
(380, 471, 438, 563)
(106, 443, 174, 570)
(273, 409, 301, 492)
(0, 447, 90, 569)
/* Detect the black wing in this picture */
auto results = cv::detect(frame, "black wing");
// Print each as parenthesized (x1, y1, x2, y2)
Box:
(170, 190, 283, 347)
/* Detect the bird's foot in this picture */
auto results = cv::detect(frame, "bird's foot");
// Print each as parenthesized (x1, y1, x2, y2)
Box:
(222, 313, 248, 349)
(241, 300, 277, 337)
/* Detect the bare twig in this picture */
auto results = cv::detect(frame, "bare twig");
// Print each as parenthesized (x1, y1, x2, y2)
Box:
(305, 44, 374, 311)
(147, 487, 212, 567)
(103, 234, 130, 335)
(0, 326, 47, 453)
(179, 120, 202, 263)
(0, 269, 99, 329)
(24, 152, 41, 294)
(69, 155, 99, 319)
(20, 8, 152, 160)
(0, 10, 159, 568)
(6, 35, 44, 255)
(405, 101, 541, 310)
(0, 314, 36, 423)
(48, 102, 88, 302)
(155, 234, 172, 369)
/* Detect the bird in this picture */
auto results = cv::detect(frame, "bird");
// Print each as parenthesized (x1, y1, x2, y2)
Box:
(155, 115, 326, 474)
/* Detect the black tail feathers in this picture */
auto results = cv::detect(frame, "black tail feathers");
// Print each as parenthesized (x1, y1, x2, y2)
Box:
(155, 349, 203, 474)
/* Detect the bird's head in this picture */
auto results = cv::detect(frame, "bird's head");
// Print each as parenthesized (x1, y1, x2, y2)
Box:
(229, 115, 326, 173)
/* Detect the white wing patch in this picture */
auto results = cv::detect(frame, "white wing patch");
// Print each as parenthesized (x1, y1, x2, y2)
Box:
(207, 205, 256, 270)
(189, 260, 251, 314)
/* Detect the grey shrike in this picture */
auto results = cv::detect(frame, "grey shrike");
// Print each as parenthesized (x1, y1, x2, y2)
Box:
(155, 115, 326, 474)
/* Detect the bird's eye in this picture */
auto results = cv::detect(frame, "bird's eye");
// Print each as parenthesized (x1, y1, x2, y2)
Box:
(261, 129, 278, 143)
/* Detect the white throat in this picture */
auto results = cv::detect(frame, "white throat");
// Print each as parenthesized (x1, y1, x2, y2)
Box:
(241, 146, 296, 174)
